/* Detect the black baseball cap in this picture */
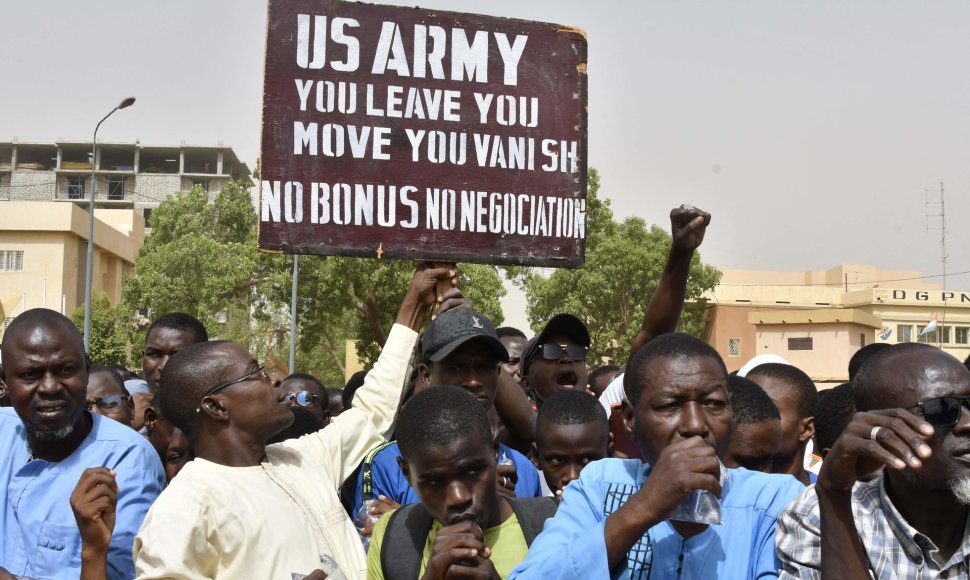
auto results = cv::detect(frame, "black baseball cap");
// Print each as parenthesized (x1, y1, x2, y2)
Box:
(420, 308, 509, 363)
(520, 313, 591, 375)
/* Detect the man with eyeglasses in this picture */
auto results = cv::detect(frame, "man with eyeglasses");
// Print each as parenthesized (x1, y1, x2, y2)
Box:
(132, 264, 460, 580)
(778, 343, 970, 579)
(85, 364, 134, 427)
(0, 309, 164, 579)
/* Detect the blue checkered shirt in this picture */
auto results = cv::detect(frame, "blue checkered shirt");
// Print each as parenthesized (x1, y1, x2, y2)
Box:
(776, 476, 970, 579)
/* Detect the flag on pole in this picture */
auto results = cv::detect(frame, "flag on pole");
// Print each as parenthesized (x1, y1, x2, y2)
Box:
(920, 315, 939, 336)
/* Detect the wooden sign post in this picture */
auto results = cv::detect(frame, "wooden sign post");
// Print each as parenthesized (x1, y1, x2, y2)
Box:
(259, 0, 588, 268)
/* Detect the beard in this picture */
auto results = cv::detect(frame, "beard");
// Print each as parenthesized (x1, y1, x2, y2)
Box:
(949, 473, 970, 506)
(28, 423, 75, 441)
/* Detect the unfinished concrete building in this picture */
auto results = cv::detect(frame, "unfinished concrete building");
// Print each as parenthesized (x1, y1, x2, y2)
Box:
(0, 140, 251, 228)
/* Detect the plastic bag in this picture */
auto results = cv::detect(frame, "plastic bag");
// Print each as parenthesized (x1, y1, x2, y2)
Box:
(667, 461, 728, 525)
(354, 498, 380, 550)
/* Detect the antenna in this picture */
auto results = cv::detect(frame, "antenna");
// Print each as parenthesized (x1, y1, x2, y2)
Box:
(925, 182, 947, 347)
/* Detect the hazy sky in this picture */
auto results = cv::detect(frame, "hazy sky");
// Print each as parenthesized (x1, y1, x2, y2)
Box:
(4, 1, 969, 331)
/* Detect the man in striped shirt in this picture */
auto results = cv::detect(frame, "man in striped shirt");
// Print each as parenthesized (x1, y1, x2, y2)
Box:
(777, 343, 970, 579)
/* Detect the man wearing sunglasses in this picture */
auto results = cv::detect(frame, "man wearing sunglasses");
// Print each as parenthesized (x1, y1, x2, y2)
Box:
(520, 314, 591, 409)
(778, 343, 970, 579)
(133, 264, 460, 580)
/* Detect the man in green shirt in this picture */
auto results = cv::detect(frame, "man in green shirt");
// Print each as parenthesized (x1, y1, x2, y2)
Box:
(367, 386, 555, 580)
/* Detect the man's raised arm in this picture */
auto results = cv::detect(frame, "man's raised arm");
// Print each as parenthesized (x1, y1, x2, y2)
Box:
(304, 262, 460, 486)
(627, 205, 710, 366)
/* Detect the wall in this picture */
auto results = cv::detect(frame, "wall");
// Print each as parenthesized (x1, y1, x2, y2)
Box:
(755, 322, 874, 384)
(0, 202, 145, 339)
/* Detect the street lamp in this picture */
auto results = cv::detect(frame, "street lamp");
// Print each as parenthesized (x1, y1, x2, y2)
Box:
(83, 97, 135, 353)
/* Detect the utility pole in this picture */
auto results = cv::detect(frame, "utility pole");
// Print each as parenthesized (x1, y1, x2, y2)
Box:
(925, 182, 947, 348)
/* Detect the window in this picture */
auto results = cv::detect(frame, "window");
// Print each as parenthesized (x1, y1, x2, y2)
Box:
(0, 250, 24, 272)
(957, 327, 969, 345)
(916, 326, 949, 344)
(897, 324, 913, 343)
(143, 208, 153, 228)
(727, 338, 741, 357)
(788, 337, 813, 351)
(65, 176, 85, 199)
(107, 178, 125, 201)
(860, 333, 866, 348)
(192, 179, 210, 193)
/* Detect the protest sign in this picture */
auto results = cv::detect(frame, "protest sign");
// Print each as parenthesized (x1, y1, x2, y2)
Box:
(259, 0, 588, 267)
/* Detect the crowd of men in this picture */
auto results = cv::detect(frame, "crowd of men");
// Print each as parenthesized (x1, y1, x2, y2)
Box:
(2, 205, 969, 579)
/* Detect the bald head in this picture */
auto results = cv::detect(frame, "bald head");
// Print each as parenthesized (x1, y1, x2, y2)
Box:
(158, 340, 236, 436)
(1, 308, 83, 360)
(855, 343, 970, 412)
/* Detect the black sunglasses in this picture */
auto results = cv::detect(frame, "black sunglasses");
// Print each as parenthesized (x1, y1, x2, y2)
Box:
(284, 391, 320, 407)
(85, 394, 128, 412)
(909, 396, 970, 428)
(539, 343, 588, 362)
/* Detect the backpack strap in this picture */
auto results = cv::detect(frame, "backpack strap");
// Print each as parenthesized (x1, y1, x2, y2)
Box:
(361, 440, 397, 502)
(507, 497, 559, 545)
(380, 503, 434, 580)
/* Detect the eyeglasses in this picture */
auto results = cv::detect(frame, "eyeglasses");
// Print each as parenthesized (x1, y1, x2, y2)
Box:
(284, 391, 320, 407)
(196, 364, 269, 413)
(539, 343, 588, 362)
(909, 396, 970, 427)
(85, 394, 128, 412)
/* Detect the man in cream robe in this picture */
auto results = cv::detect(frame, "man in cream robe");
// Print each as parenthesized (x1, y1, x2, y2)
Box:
(133, 265, 461, 579)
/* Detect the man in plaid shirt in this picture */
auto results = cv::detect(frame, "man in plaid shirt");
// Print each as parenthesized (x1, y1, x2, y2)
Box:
(777, 343, 970, 579)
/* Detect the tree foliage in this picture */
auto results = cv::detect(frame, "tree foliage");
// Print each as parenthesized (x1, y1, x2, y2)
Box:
(123, 182, 273, 343)
(266, 255, 506, 379)
(72, 292, 130, 365)
(513, 168, 721, 368)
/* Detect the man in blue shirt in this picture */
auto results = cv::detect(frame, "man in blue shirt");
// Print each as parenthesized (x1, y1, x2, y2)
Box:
(511, 333, 804, 579)
(351, 307, 541, 520)
(0, 309, 165, 579)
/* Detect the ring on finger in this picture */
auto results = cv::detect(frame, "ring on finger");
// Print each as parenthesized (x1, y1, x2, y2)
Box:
(870, 426, 884, 441)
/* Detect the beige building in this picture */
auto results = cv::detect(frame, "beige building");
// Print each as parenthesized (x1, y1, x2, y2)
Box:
(0, 201, 144, 339)
(702, 264, 969, 386)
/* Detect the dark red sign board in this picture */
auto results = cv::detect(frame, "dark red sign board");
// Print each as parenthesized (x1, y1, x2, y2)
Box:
(259, 0, 588, 267)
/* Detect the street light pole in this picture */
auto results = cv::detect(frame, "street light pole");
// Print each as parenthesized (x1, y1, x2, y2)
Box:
(83, 97, 135, 353)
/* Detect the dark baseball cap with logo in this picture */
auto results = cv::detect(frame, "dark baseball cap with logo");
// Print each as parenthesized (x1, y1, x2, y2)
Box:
(420, 308, 510, 363)
(520, 313, 591, 376)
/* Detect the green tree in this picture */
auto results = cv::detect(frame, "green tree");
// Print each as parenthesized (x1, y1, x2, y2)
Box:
(71, 292, 130, 365)
(267, 255, 506, 375)
(513, 168, 721, 367)
(123, 181, 276, 344)
(123, 179, 506, 382)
